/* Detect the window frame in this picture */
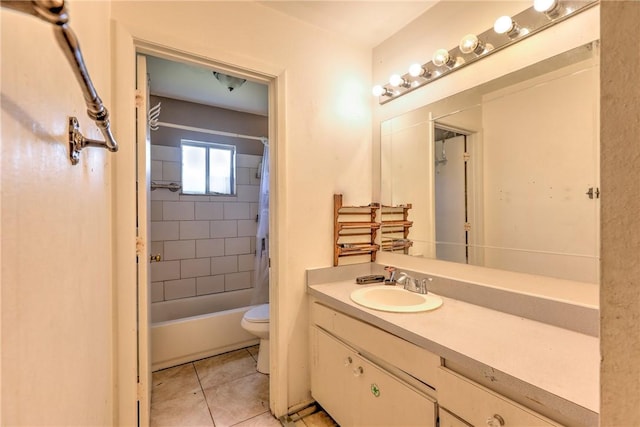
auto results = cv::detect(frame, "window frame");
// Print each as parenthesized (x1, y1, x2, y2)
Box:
(180, 139, 237, 196)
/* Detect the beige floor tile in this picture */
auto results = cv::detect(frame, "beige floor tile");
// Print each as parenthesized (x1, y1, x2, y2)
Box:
(203, 372, 270, 427)
(151, 363, 201, 405)
(233, 411, 282, 427)
(301, 411, 338, 427)
(194, 349, 257, 389)
(150, 390, 213, 427)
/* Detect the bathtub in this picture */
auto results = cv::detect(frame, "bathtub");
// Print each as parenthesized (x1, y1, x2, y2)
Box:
(151, 289, 259, 371)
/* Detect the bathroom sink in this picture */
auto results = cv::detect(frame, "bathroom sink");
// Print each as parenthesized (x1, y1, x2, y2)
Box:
(350, 285, 443, 313)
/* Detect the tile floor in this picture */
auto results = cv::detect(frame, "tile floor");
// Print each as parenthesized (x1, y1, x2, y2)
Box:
(150, 345, 338, 427)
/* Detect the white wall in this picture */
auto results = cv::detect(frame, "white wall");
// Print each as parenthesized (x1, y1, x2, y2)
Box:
(111, 0, 373, 413)
(1, 1, 114, 425)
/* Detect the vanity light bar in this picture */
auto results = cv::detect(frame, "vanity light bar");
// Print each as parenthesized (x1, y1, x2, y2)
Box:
(374, 0, 598, 104)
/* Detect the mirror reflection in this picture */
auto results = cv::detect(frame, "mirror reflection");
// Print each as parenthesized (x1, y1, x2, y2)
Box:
(381, 42, 600, 283)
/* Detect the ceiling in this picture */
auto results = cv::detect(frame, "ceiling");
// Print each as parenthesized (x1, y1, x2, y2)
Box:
(146, 1, 437, 116)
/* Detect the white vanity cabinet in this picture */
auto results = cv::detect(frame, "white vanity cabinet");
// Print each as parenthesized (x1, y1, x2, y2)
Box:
(437, 368, 562, 427)
(310, 302, 439, 427)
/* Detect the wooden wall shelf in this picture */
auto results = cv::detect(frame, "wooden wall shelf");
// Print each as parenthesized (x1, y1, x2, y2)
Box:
(333, 194, 380, 266)
(381, 204, 413, 254)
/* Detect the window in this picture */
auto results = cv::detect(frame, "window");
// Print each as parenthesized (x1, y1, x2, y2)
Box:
(181, 140, 236, 195)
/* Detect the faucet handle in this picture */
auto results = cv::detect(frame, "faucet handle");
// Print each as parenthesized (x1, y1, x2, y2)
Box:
(419, 277, 433, 294)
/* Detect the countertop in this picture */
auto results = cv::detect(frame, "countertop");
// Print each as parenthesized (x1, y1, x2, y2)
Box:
(308, 279, 599, 418)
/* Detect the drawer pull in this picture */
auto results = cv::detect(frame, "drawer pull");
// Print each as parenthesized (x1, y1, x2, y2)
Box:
(486, 414, 505, 427)
(344, 356, 353, 367)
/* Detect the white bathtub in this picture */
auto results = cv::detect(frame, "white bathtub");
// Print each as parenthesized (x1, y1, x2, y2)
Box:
(150, 289, 259, 371)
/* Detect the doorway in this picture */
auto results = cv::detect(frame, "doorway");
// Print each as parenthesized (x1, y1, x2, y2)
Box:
(433, 124, 470, 264)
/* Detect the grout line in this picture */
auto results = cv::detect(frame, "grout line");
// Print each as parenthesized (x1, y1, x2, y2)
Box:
(193, 361, 217, 426)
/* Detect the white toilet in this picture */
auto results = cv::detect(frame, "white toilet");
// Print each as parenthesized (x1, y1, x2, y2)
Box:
(241, 303, 270, 374)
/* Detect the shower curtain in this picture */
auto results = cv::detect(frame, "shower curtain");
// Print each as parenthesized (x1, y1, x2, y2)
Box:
(251, 141, 269, 305)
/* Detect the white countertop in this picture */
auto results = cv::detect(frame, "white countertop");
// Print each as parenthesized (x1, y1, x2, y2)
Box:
(308, 280, 600, 414)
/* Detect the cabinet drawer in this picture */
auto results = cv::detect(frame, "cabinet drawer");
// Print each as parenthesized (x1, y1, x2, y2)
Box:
(439, 408, 472, 427)
(311, 302, 440, 387)
(437, 368, 562, 427)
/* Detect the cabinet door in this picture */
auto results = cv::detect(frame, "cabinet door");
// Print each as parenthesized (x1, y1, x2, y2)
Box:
(311, 327, 437, 427)
(310, 327, 358, 426)
(355, 353, 437, 427)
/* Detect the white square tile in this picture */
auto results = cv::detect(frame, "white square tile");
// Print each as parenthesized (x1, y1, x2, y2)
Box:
(250, 168, 262, 186)
(238, 219, 258, 237)
(237, 185, 260, 202)
(250, 203, 259, 219)
(195, 202, 224, 220)
(163, 202, 194, 221)
(151, 145, 180, 162)
(151, 221, 179, 241)
(224, 202, 252, 220)
(151, 261, 180, 282)
(164, 240, 196, 260)
(196, 276, 225, 295)
(151, 201, 163, 221)
(151, 282, 165, 302)
(196, 239, 225, 258)
(180, 194, 209, 202)
(164, 278, 196, 300)
(210, 220, 237, 238)
(151, 160, 163, 180)
(181, 258, 211, 278)
(211, 256, 238, 275)
(162, 161, 181, 182)
(151, 188, 180, 201)
(236, 167, 251, 185)
(237, 154, 261, 168)
(225, 237, 251, 255)
(238, 254, 255, 272)
(180, 221, 210, 240)
(225, 272, 252, 291)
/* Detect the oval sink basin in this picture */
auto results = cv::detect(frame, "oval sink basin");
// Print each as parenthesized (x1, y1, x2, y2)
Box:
(350, 285, 443, 313)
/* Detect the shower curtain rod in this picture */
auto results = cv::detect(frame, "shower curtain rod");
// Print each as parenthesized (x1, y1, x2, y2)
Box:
(156, 121, 267, 143)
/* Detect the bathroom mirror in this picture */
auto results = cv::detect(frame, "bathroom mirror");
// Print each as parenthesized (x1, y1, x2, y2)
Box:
(380, 41, 600, 283)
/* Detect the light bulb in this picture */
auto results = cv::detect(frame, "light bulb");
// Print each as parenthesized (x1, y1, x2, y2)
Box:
(389, 74, 405, 87)
(372, 85, 387, 97)
(534, 0, 557, 12)
(494, 15, 520, 37)
(432, 49, 452, 67)
(459, 34, 485, 55)
(534, 0, 562, 17)
(408, 63, 430, 78)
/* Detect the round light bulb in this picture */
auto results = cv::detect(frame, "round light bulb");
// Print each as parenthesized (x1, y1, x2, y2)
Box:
(389, 74, 404, 87)
(372, 85, 386, 97)
(459, 34, 483, 55)
(408, 63, 424, 77)
(494, 15, 515, 34)
(432, 49, 451, 67)
(534, 0, 557, 12)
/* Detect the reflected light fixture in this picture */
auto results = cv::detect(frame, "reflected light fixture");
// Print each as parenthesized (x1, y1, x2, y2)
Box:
(534, 0, 562, 18)
(432, 48, 456, 68)
(389, 74, 410, 88)
(494, 15, 520, 38)
(459, 34, 486, 55)
(408, 63, 431, 78)
(372, 85, 393, 97)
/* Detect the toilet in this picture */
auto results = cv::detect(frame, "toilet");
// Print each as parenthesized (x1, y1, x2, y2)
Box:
(241, 303, 270, 374)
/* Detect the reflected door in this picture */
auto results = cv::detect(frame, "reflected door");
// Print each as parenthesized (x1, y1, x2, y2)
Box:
(434, 132, 468, 264)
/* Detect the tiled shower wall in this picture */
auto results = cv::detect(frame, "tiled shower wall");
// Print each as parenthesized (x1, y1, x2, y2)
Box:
(150, 144, 262, 303)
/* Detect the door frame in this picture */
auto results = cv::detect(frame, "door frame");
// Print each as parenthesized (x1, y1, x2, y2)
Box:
(112, 21, 287, 425)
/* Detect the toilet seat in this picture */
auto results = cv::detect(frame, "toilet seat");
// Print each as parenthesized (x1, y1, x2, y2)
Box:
(244, 304, 269, 323)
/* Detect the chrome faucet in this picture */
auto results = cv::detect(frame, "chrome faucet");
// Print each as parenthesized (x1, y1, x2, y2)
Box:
(396, 272, 431, 294)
